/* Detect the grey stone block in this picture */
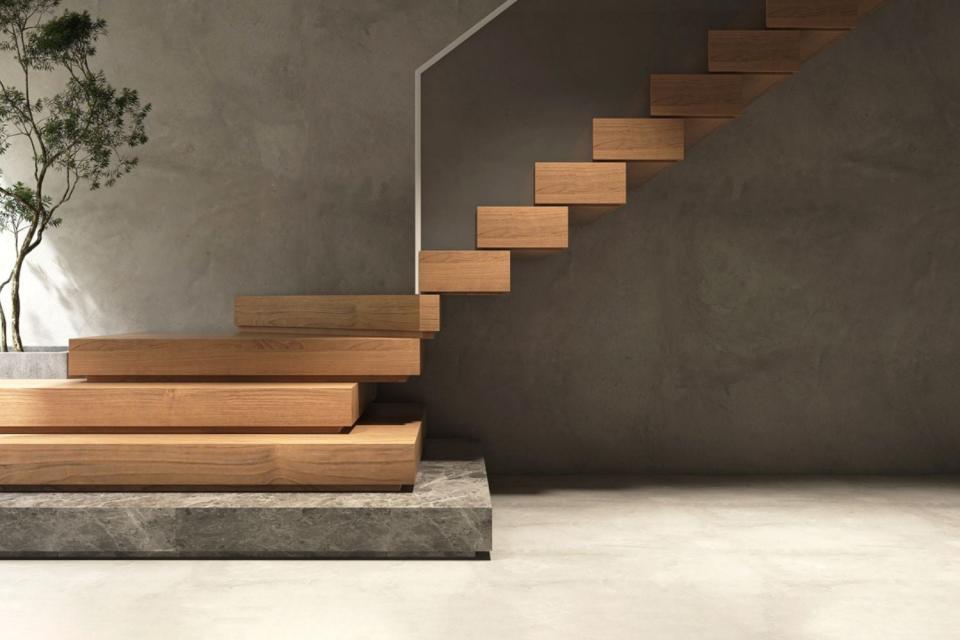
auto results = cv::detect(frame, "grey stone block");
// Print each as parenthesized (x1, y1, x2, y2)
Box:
(0, 348, 68, 379)
(0, 440, 492, 559)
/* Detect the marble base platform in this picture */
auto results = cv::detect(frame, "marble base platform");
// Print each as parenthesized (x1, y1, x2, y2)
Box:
(0, 440, 491, 559)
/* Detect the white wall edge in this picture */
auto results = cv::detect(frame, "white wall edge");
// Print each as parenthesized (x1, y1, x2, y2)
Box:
(414, 0, 519, 293)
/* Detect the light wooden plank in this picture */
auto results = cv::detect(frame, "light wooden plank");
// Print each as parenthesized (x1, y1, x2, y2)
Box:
(766, 0, 859, 29)
(593, 118, 684, 161)
(235, 295, 440, 337)
(0, 380, 374, 432)
(0, 404, 423, 489)
(476, 206, 568, 250)
(534, 162, 626, 206)
(419, 251, 510, 294)
(68, 334, 421, 380)
(708, 29, 845, 73)
(651, 74, 789, 117)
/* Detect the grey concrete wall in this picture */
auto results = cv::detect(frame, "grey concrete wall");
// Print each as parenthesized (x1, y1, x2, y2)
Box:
(385, 0, 960, 473)
(0, 0, 504, 345)
(4, 0, 957, 474)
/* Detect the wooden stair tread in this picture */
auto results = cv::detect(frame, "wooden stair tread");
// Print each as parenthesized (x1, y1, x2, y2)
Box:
(534, 162, 627, 206)
(0, 379, 375, 432)
(68, 334, 421, 380)
(476, 206, 568, 250)
(651, 73, 789, 117)
(708, 29, 845, 73)
(235, 295, 440, 338)
(0, 404, 424, 489)
(419, 250, 510, 294)
(766, 0, 859, 29)
(592, 118, 685, 161)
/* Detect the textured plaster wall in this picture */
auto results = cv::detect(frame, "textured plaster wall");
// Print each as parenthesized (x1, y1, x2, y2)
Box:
(0, 0, 504, 345)
(386, 0, 960, 473)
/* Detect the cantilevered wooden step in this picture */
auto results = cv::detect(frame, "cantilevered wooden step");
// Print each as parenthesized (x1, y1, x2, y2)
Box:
(235, 295, 440, 338)
(766, 0, 859, 29)
(419, 250, 510, 294)
(593, 118, 685, 161)
(708, 29, 845, 73)
(0, 403, 424, 490)
(0, 380, 374, 433)
(535, 162, 627, 206)
(650, 73, 789, 117)
(68, 334, 421, 381)
(476, 206, 568, 250)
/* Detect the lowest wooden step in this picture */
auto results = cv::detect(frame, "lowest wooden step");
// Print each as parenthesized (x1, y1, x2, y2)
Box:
(0, 379, 375, 433)
(68, 333, 421, 381)
(708, 29, 845, 73)
(0, 403, 424, 490)
(235, 295, 440, 338)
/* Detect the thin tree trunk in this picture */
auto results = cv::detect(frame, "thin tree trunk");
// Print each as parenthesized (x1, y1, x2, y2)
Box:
(0, 299, 7, 353)
(9, 254, 26, 352)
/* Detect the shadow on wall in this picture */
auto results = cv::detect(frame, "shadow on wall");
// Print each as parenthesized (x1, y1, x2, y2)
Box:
(384, 0, 960, 474)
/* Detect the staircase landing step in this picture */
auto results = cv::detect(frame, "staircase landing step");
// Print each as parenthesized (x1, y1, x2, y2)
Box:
(0, 380, 374, 432)
(0, 403, 423, 490)
(0, 439, 489, 558)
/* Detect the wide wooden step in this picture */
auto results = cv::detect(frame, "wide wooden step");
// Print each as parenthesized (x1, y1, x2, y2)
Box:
(650, 73, 789, 117)
(419, 250, 510, 294)
(235, 295, 440, 338)
(476, 206, 568, 250)
(535, 162, 627, 206)
(592, 118, 684, 161)
(68, 334, 421, 381)
(708, 29, 845, 73)
(0, 380, 374, 433)
(0, 403, 424, 490)
(766, 0, 859, 29)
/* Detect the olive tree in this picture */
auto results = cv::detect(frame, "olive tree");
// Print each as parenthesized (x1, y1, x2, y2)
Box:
(0, 0, 149, 351)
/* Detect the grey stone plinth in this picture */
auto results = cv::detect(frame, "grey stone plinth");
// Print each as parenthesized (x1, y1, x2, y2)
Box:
(0, 348, 68, 379)
(0, 440, 491, 559)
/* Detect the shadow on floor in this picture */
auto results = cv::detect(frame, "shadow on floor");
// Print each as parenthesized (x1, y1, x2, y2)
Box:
(488, 474, 960, 495)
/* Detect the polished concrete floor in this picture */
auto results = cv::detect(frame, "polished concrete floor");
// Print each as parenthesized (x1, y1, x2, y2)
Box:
(0, 477, 958, 639)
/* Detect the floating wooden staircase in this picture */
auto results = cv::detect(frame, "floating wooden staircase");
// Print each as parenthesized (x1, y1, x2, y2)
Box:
(0, 1, 886, 491)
